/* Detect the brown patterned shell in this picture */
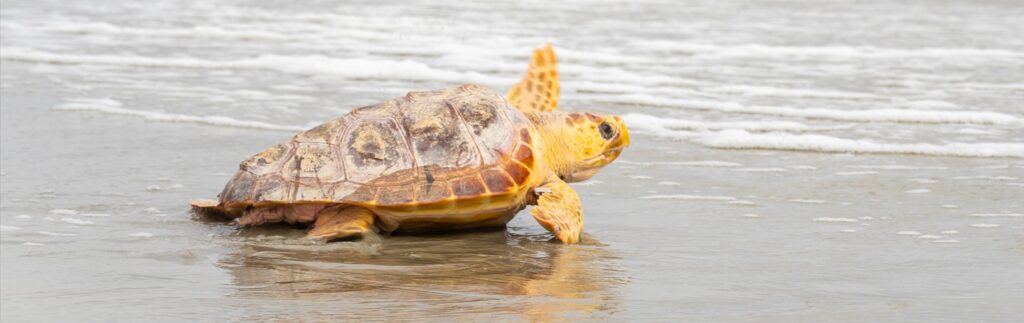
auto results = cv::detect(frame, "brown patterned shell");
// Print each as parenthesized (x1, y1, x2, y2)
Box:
(218, 84, 537, 207)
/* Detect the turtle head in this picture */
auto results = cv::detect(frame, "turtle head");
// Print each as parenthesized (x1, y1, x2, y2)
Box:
(532, 111, 630, 182)
(562, 112, 630, 181)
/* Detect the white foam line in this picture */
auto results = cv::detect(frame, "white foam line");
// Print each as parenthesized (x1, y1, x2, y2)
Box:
(623, 113, 842, 132)
(557, 48, 649, 65)
(60, 217, 93, 225)
(3, 20, 645, 68)
(570, 80, 710, 96)
(704, 85, 879, 99)
(54, 98, 306, 132)
(732, 168, 788, 173)
(836, 171, 880, 176)
(632, 40, 1024, 59)
(10, 21, 293, 40)
(847, 165, 948, 170)
(695, 130, 1024, 158)
(672, 161, 743, 167)
(956, 128, 1000, 135)
(0, 47, 510, 86)
(952, 175, 1019, 181)
(898, 100, 959, 110)
(968, 213, 1022, 217)
(970, 224, 1001, 228)
(601, 94, 1021, 125)
(789, 165, 818, 170)
(813, 217, 858, 223)
(640, 194, 737, 201)
(617, 160, 743, 167)
(790, 199, 826, 204)
(38, 231, 77, 237)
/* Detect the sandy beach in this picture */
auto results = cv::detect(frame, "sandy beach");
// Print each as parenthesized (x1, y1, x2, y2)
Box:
(2, 0, 1023, 321)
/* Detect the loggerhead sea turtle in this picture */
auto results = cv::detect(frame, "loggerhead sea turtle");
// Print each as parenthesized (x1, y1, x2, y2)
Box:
(191, 45, 630, 243)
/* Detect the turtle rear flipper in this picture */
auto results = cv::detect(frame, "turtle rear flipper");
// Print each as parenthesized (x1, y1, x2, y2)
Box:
(305, 206, 377, 241)
(190, 199, 230, 220)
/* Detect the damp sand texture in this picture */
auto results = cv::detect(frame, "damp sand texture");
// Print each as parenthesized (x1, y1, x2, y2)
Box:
(2, 0, 1023, 321)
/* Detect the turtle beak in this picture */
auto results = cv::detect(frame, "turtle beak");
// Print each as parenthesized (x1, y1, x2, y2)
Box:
(569, 146, 625, 182)
(609, 116, 630, 151)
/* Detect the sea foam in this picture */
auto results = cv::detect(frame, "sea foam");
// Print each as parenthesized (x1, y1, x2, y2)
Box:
(813, 217, 858, 222)
(970, 224, 1001, 228)
(60, 217, 93, 225)
(623, 113, 837, 132)
(38, 231, 77, 237)
(631, 40, 1024, 59)
(640, 194, 737, 201)
(54, 98, 306, 131)
(704, 85, 878, 99)
(968, 213, 1022, 217)
(695, 130, 1024, 158)
(608, 96, 1020, 125)
(0, 47, 511, 86)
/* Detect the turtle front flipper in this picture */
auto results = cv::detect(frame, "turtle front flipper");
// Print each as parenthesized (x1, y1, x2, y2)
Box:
(507, 44, 560, 113)
(530, 175, 583, 244)
(305, 206, 377, 241)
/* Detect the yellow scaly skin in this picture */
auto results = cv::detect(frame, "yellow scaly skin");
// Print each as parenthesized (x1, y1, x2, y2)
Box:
(527, 112, 630, 183)
(523, 111, 630, 243)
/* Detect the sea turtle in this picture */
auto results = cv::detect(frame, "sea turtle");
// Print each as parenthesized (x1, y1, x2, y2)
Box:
(191, 45, 630, 243)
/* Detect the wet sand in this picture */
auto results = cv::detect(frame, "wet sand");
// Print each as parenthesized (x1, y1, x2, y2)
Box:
(2, 0, 1023, 321)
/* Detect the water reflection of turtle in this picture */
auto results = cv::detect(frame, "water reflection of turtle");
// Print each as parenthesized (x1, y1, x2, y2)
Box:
(219, 230, 625, 320)
(192, 45, 630, 243)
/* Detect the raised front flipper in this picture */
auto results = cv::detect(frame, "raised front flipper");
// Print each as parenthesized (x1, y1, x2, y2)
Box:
(305, 206, 377, 241)
(507, 44, 560, 113)
(530, 175, 583, 244)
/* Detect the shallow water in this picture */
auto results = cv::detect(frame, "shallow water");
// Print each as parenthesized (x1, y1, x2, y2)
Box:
(2, 0, 1023, 321)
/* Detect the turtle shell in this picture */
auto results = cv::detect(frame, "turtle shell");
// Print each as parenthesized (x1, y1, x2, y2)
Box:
(218, 84, 538, 211)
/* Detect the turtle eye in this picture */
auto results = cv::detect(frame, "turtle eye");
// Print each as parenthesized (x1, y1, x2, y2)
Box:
(598, 122, 614, 140)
